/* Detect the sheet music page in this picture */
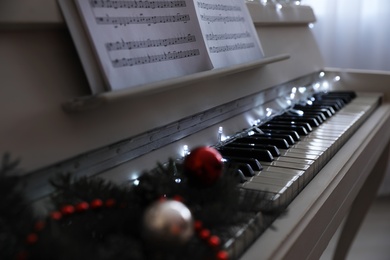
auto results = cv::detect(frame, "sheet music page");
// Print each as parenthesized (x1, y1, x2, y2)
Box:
(74, 0, 213, 91)
(194, 0, 264, 69)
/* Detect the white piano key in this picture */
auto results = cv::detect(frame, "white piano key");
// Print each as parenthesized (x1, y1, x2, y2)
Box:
(239, 181, 289, 207)
(223, 212, 264, 260)
(247, 175, 296, 200)
(256, 172, 300, 196)
(260, 166, 306, 188)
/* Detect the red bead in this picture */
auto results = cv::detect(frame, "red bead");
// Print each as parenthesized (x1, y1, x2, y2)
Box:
(198, 228, 211, 240)
(34, 220, 46, 232)
(208, 235, 221, 248)
(75, 201, 89, 212)
(50, 211, 62, 220)
(105, 198, 116, 208)
(183, 146, 223, 186)
(194, 220, 203, 232)
(60, 205, 75, 215)
(216, 250, 229, 260)
(90, 199, 103, 209)
(26, 233, 38, 245)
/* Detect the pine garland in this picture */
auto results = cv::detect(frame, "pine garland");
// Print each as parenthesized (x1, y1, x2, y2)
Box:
(0, 155, 280, 260)
(0, 154, 35, 260)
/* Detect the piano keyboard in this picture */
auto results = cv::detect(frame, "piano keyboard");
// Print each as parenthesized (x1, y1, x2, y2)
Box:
(215, 91, 381, 259)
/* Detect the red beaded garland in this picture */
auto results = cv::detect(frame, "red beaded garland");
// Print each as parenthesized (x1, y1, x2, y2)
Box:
(60, 205, 75, 215)
(33, 221, 45, 232)
(90, 199, 103, 209)
(105, 198, 116, 208)
(50, 211, 62, 221)
(18, 196, 229, 260)
(216, 250, 229, 260)
(193, 218, 227, 260)
(26, 233, 38, 245)
(208, 235, 221, 248)
(198, 228, 211, 240)
(75, 201, 89, 212)
(194, 220, 203, 232)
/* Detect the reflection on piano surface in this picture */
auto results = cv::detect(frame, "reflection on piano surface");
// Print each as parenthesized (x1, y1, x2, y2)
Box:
(1, 1, 390, 260)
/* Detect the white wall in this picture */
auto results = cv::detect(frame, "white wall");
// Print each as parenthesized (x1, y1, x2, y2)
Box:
(303, 0, 390, 196)
(303, 0, 390, 71)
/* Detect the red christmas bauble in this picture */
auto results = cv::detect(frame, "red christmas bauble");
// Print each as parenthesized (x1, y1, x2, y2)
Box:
(183, 146, 223, 186)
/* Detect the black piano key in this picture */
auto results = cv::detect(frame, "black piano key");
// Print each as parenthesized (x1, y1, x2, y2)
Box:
(320, 95, 347, 105)
(236, 163, 255, 177)
(226, 166, 247, 183)
(327, 90, 356, 98)
(238, 136, 290, 149)
(235, 169, 248, 183)
(272, 116, 320, 127)
(294, 105, 335, 116)
(222, 156, 263, 171)
(282, 111, 326, 124)
(266, 120, 313, 133)
(218, 147, 274, 162)
(317, 105, 336, 115)
(299, 111, 327, 122)
(313, 93, 356, 107)
(248, 133, 294, 146)
(314, 91, 356, 104)
(316, 96, 345, 106)
(292, 107, 333, 118)
(258, 129, 300, 142)
(260, 123, 308, 136)
(226, 142, 281, 157)
(312, 100, 343, 111)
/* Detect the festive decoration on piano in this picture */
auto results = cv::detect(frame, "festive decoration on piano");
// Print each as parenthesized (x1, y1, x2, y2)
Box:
(0, 151, 276, 260)
(183, 146, 224, 186)
(142, 199, 194, 247)
(0, 154, 35, 260)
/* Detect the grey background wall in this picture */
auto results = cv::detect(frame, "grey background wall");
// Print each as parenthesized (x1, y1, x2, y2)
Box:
(303, 0, 390, 195)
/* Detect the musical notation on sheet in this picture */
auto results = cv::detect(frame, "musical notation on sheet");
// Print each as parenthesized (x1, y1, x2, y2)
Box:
(112, 49, 201, 67)
(205, 32, 252, 41)
(209, 43, 256, 53)
(95, 14, 190, 26)
(74, 0, 212, 91)
(90, 0, 187, 9)
(200, 14, 245, 24)
(196, 2, 242, 12)
(106, 35, 197, 51)
(194, 0, 263, 68)
(68, 0, 263, 91)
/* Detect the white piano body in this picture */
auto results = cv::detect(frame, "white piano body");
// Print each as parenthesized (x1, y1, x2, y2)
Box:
(1, 1, 390, 259)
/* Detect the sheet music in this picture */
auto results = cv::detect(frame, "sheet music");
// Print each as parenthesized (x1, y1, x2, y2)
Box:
(194, 0, 264, 68)
(74, 0, 213, 91)
(67, 0, 264, 92)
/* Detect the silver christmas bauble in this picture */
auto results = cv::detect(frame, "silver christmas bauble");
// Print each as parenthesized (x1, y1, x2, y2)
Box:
(142, 200, 194, 247)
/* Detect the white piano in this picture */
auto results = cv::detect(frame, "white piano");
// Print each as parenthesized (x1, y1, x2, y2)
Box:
(1, 1, 390, 259)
